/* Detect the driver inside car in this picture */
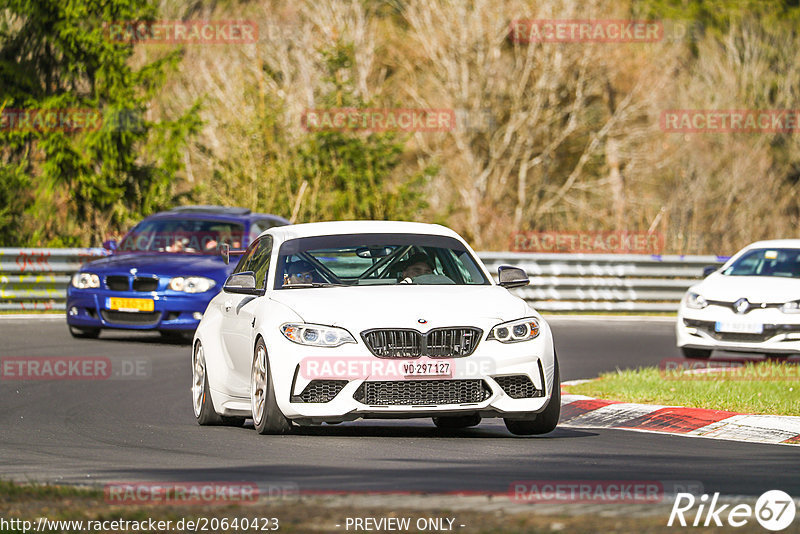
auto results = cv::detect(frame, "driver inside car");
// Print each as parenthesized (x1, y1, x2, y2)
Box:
(399, 253, 435, 283)
(283, 259, 320, 286)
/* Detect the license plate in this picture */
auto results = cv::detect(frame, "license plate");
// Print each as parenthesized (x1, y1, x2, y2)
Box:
(715, 321, 763, 334)
(401, 361, 452, 378)
(106, 297, 155, 312)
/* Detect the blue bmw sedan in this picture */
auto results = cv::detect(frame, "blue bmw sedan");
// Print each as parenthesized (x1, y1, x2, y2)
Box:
(66, 206, 288, 339)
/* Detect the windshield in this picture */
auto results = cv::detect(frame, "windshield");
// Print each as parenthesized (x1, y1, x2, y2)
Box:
(722, 248, 800, 278)
(118, 218, 245, 255)
(275, 233, 490, 288)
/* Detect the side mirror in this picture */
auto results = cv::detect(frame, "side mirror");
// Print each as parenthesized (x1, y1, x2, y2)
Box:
(102, 239, 117, 251)
(497, 265, 530, 288)
(220, 243, 247, 265)
(223, 271, 264, 296)
(702, 265, 718, 277)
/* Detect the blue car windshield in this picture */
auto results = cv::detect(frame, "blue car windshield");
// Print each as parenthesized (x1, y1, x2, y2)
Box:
(118, 219, 245, 255)
(722, 248, 800, 278)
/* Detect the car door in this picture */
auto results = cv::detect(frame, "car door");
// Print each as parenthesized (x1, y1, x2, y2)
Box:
(220, 236, 272, 395)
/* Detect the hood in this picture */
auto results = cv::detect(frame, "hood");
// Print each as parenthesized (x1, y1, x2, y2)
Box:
(81, 252, 230, 279)
(268, 285, 532, 332)
(694, 273, 800, 303)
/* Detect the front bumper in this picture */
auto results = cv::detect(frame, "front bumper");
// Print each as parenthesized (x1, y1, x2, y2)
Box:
(257, 322, 556, 423)
(66, 288, 216, 331)
(677, 305, 800, 355)
(285, 363, 552, 425)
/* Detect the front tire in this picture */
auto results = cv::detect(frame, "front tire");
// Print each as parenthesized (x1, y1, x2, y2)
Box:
(504, 352, 561, 436)
(68, 325, 100, 339)
(681, 347, 712, 359)
(251, 338, 292, 435)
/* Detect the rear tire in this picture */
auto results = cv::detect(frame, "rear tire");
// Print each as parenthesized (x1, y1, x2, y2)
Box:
(433, 414, 481, 429)
(251, 338, 292, 435)
(193, 342, 222, 425)
(504, 352, 561, 436)
(681, 347, 712, 359)
(68, 325, 100, 339)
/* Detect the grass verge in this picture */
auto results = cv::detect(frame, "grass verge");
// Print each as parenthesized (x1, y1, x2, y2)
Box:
(0, 480, 760, 534)
(566, 363, 799, 416)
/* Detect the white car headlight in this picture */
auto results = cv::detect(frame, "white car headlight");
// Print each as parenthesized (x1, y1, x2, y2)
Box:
(280, 323, 356, 347)
(488, 317, 540, 343)
(168, 276, 216, 293)
(780, 300, 800, 314)
(686, 292, 708, 309)
(71, 273, 100, 289)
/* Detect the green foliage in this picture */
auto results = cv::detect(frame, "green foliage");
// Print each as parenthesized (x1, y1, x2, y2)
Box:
(0, 0, 200, 246)
(638, 0, 800, 32)
(206, 40, 430, 224)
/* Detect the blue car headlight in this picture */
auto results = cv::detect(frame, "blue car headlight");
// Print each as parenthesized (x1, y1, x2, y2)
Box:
(168, 276, 216, 293)
(71, 273, 100, 289)
(487, 317, 540, 343)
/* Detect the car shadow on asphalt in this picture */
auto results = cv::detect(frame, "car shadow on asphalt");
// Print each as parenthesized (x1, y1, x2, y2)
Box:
(268, 423, 595, 440)
(94, 332, 193, 346)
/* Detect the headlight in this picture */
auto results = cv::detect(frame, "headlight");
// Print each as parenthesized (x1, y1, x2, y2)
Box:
(488, 317, 540, 343)
(280, 323, 356, 347)
(780, 300, 800, 314)
(71, 273, 100, 289)
(686, 292, 708, 309)
(168, 276, 216, 293)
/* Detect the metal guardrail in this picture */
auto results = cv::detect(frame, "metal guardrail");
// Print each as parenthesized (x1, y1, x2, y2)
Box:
(0, 248, 108, 311)
(0, 248, 728, 313)
(480, 252, 728, 312)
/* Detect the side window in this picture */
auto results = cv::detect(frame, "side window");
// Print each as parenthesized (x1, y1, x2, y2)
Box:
(250, 237, 273, 289)
(232, 241, 259, 274)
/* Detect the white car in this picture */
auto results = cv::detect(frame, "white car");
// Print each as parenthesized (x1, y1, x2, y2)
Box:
(191, 221, 560, 435)
(677, 239, 800, 358)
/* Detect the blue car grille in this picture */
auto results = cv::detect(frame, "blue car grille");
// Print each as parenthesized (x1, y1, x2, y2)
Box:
(100, 310, 161, 326)
(105, 275, 159, 292)
(106, 276, 130, 291)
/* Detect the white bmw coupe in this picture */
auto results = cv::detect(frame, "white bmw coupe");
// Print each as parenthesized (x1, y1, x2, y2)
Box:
(191, 221, 560, 435)
(677, 240, 800, 358)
